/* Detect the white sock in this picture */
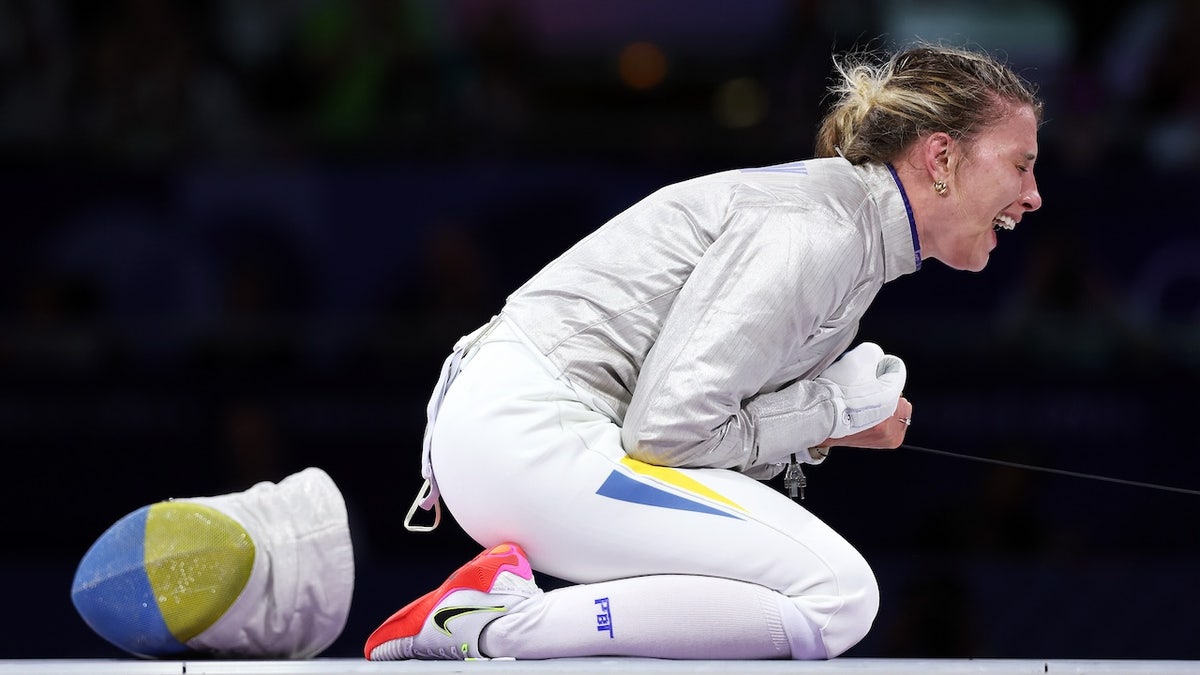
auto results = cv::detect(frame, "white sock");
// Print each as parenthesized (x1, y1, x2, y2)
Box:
(480, 574, 824, 659)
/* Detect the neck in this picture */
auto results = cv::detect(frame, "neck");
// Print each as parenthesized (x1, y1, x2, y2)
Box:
(889, 160, 942, 265)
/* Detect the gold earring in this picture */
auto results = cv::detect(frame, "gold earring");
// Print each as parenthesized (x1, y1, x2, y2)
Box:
(933, 179, 948, 195)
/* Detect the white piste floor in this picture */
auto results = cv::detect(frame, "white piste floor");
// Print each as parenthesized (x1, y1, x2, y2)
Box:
(2, 659, 1199, 675)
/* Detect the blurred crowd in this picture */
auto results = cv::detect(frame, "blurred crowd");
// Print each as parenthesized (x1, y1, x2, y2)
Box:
(0, 0, 1196, 167)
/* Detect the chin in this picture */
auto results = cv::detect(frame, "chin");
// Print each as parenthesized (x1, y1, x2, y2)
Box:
(943, 255, 989, 272)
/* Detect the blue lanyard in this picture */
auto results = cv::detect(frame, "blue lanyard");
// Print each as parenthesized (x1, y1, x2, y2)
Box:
(885, 163, 922, 271)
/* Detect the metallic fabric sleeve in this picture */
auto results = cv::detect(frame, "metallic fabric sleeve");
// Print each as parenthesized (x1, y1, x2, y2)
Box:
(619, 199, 866, 471)
(501, 158, 918, 473)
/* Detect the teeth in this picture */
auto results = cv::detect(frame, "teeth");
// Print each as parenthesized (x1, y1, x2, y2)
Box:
(993, 215, 1015, 231)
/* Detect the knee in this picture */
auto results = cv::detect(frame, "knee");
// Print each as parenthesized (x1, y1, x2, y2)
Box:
(821, 563, 880, 658)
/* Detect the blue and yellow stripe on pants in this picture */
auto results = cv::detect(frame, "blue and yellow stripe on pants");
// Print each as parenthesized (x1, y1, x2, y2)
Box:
(596, 456, 747, 519)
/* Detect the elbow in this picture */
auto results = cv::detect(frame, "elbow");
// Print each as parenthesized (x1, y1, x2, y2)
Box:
(622, 424, 741, 470)
(621, 431, 679, 466)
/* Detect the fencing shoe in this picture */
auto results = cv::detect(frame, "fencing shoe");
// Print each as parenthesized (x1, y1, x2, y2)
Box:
(71, 467, 354, 659)
(365, 542, 541, 660)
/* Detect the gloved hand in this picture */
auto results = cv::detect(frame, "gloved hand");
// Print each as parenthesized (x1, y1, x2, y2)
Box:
(815, 342, 906, 439)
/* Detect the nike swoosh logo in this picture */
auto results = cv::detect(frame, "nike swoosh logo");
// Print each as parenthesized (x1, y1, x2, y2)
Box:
(433, 605, 506, 635)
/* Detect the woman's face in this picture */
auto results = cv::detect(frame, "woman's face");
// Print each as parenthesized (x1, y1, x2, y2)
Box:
(938, 103, 1042, 271)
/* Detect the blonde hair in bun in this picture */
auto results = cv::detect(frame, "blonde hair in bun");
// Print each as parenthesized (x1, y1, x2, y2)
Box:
(815, 42, 1042, 164)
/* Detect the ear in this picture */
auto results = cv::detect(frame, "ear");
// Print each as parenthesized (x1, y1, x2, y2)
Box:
(922, 132, 954, 182)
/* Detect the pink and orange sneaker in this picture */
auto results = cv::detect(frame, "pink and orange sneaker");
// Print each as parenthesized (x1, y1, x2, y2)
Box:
(364, 542, 542, 660)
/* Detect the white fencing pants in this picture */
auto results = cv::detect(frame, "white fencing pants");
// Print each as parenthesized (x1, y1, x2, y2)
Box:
(427, 317, 878, 659)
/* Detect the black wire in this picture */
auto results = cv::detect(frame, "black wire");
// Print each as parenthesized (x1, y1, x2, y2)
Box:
(900, 443, 1200, 497)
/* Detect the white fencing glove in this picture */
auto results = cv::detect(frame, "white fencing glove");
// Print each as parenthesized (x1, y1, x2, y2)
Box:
(815, 342, 906, 439)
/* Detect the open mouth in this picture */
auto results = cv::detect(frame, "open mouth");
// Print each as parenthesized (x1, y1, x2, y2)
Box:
(993, 214, 1015, 231)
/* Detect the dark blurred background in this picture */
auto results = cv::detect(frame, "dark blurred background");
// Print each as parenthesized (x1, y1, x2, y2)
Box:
(2, 0, 1199, 661)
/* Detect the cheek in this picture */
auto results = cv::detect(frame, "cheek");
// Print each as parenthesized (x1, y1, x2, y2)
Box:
(990, 168, 1024, 204)
(949, 192, 993, 230)
(965, 184, 1012, 224)
(961, 160, 1018, 204)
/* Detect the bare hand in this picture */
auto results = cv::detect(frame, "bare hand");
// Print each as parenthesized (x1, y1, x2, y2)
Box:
(818, 396, 912, 450)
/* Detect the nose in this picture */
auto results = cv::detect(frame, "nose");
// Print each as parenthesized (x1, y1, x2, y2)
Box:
(1021, 176, 1042, 212)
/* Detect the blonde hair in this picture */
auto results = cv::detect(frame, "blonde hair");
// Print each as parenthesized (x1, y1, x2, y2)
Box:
(815, 42, 1043, 163)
